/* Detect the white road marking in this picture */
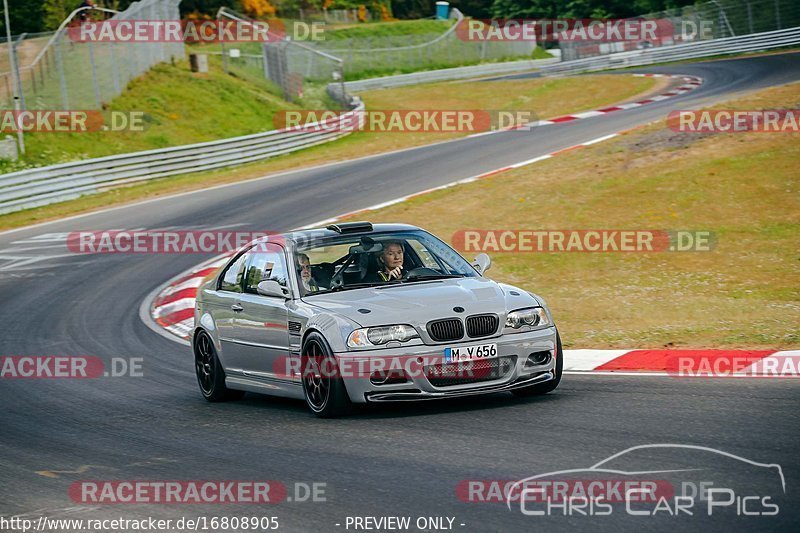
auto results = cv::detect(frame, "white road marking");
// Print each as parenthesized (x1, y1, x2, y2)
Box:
(152, 298, 196, 318)
(563, 350, 632, 371)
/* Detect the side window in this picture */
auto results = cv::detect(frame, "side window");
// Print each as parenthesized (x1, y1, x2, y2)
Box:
(219, 253, 247, 292)
(244, 244, 289, 294)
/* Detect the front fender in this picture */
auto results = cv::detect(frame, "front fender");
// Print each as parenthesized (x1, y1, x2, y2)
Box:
(303, 312, 362, 353)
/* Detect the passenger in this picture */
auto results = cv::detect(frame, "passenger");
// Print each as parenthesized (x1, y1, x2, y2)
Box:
(296, 253, 319, 294)
(375, 240, 404, 281)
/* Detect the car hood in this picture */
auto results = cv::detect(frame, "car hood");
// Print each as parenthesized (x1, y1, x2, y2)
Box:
(302, 277, 539, 327)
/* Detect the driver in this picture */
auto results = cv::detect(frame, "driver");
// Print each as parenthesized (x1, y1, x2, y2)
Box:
(375, 240, 404, 281)
(296, 253, 319, 294)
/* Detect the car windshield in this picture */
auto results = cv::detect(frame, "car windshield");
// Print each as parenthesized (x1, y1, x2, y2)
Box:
(293, 230, 479, 295)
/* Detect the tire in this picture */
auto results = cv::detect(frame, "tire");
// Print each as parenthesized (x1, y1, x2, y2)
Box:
(301, 332, 353, 418)
(512, 331, 563, 397)
(194, 330, 245, 402)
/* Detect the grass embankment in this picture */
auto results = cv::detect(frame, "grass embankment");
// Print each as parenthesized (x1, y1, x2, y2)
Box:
(324, 19, 454, 40)
(0, 57, 323, 172)
(316, 18, 551, 80)
(0, 73, 656, 230)
(344, 82, 800, 349)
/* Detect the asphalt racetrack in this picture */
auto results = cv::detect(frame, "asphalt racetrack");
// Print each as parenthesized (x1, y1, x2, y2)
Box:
(1, 52, 799, 532)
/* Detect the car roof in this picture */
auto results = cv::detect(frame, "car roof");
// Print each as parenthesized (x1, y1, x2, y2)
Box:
(249, 223, 423, 250)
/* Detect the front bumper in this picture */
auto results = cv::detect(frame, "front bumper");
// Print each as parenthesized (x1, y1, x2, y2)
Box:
(335, 326, 558, 404)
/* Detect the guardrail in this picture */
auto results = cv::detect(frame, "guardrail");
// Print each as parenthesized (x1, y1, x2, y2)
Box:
(537, 26, 800, 76)
(1, 26, 798, 216)
(337, 57, 559, 94)
(0, 99, 364, 215)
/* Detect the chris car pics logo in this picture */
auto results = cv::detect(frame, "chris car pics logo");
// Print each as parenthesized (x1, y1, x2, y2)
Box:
(505, 444, 785, 517)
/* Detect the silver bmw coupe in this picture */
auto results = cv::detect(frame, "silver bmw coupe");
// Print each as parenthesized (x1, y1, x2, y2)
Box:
(193, 222, 561, 417)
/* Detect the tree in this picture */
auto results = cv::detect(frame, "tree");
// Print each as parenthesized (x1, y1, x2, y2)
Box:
(180, 1, 238, 18)
(391, 0, 432, 19)
(42, 0, 73, 30)
(1, 0, 46, 35)
(241, 0, 277, 17)
(489, 0, 700, 19)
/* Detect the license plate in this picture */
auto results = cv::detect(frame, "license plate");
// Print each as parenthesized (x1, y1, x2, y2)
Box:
(444, 343, 498, 363)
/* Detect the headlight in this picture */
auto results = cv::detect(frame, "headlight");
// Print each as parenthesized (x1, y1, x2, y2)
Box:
(505, 307, 550, 330)
(347, 325, 419, 348)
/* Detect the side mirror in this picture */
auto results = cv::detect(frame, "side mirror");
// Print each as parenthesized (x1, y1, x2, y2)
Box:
(257, 280, 290, 299)
(472, 253, 492, 275)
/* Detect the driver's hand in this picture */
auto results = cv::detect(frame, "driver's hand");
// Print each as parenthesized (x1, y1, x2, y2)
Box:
(387, 266, 402, 280)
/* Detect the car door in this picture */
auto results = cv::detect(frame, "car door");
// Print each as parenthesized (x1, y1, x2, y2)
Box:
(228, 243, 292, 382)
(210, 251, 248, 372)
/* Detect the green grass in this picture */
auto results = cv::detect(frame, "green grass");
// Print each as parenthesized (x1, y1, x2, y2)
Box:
(349, 82, 800, 349)
(530, 46, 554, 60)
(0, 56, 333, 172)
(323, 19, 454, 40)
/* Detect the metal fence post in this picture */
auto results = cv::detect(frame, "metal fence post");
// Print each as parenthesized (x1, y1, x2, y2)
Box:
(126, 41, 136, 80)
(306, 51, 314, 77)
(3, 74, 10, 103)
(775, 0, 782, 29)
(158, 1, 167, 63)
(347, 39, 353, 67)
(55, 31, 69, 109)
(447, 34, 452, 64)
(261, 43, 270, 80)
(88, 41, 102, 108)
(12, 44, 25, 109)
(221, 40, 229, 73)
(110, 42, 121, 94)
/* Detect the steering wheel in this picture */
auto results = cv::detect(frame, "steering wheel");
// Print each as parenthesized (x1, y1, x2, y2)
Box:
(404, 267, 441, 280)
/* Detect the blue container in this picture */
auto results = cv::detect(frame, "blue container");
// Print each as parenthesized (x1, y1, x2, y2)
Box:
(435, 1, 450, 20)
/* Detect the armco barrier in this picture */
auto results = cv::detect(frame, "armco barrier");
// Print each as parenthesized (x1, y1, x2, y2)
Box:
(0, 99, 364, 215)
(334, 57, 559, 94)
(536, 26, 800, 76)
